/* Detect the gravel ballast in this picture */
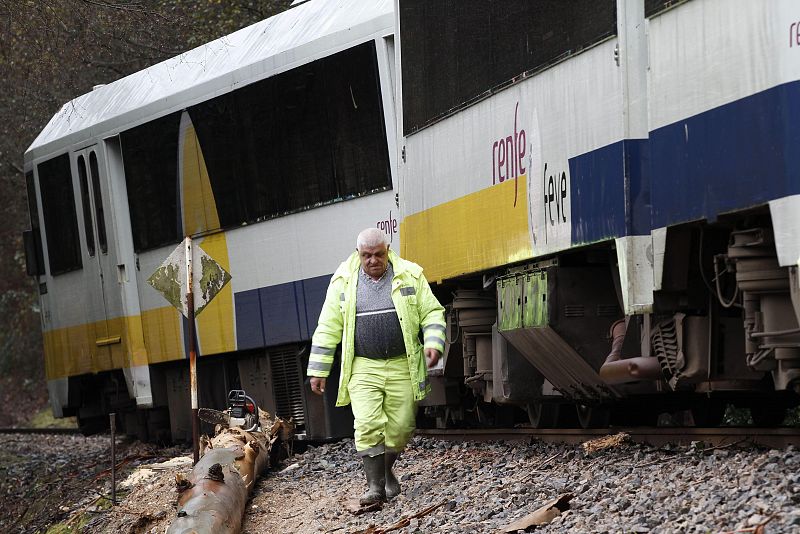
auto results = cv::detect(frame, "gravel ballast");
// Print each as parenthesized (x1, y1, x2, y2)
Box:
(247, 435, 800, 533)
(3, 432, 799, 533)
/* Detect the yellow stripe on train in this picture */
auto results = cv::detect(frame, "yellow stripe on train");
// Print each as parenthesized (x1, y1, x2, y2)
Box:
(42, 298, 234, 380)
(42, 308, 178, 379)
(401, 177, 533, 283)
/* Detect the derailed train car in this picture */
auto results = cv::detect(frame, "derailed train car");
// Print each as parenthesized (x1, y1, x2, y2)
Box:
(397, 0, 800, 428)
(23, 0, 800, 440)
(23, 0, 399, 440)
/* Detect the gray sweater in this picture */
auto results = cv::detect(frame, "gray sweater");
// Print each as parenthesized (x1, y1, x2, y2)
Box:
(353, 263, 406, 359)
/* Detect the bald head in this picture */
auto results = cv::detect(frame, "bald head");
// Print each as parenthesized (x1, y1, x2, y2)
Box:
(356, 227, 390, 251)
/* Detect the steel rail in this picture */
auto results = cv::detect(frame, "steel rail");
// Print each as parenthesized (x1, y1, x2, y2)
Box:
(416, 427, 800, 448)
(0, 427, 80, 435)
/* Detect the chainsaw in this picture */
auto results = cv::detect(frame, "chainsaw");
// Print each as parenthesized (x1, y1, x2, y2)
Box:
(198, 389, 260, 431)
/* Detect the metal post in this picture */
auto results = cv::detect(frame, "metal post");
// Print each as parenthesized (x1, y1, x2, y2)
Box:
(186, 236, 199, 465)
(110, 412, 116, 505)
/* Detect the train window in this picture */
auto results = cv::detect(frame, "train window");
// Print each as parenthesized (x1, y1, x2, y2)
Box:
(24, 171, 45, 276)
(400, 0, 617, 134)
(89, 151, 108, 254)
(645, 0, 689, 18)
(188, 40, 391, 228)
(77, 155, 96, 257)
(120, 112, 182, 252)
(37, 154, 82, 274)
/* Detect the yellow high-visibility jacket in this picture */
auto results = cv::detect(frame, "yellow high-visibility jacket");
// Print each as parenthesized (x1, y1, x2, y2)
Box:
(307, 249, 446, 407)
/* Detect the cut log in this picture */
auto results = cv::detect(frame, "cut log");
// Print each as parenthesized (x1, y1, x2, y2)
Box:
(167, 411, 292, 534)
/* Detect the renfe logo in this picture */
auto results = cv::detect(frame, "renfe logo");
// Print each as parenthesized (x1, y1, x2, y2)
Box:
(376, 210, 398, 243)
(491, 102, 527, 206)
(791, 20, 800, 47)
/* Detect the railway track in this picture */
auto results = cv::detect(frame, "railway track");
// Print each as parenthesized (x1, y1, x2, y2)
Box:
(3, 425, 797, 448)
(0, 427, 80, 435)
(417, 426, 800, 448)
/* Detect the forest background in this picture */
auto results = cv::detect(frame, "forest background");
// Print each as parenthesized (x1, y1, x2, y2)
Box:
(0, 0, 291, 425)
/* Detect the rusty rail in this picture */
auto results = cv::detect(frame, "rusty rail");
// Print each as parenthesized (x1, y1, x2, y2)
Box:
(0, 427, 80, 434)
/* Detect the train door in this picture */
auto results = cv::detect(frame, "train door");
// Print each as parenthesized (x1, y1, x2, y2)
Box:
(73, 145, 122, 371)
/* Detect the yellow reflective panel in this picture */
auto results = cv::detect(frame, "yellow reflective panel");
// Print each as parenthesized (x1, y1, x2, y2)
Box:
(401, 178, 533, 283)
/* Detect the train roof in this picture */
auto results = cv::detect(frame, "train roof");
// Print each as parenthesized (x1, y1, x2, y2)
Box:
(25, 0, 393, 165)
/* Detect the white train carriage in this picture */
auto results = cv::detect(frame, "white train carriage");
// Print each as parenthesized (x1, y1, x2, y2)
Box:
(395, 0, 800, 428)
(643, 0, 800, 424)
(23, 0, 399, 440)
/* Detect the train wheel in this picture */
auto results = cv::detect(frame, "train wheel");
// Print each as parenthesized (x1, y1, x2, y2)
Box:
(690, 399, 726, 427)
(750, 405, 786, 427)
(526, 402, 559, 428)
(576, 404, 610, 429)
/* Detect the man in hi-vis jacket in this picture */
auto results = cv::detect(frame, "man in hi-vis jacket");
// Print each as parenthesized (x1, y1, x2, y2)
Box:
(307, 227, 446, 504)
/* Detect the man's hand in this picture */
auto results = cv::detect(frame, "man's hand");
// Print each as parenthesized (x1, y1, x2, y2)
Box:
(425, 348, 441, 369)
(310, 377, 326, 395)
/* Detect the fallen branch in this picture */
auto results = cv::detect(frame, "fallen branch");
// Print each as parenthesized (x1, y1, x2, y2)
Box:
(582, 432, 630, 455)
(352, 500, 448, 534)
(500, 493, 575, 532)
(718, 514, 776, 534)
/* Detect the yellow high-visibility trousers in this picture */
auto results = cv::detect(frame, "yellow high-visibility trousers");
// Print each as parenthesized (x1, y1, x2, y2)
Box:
(348, 356, 417, 457)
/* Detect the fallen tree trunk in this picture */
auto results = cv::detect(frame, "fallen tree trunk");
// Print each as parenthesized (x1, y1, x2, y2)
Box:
(167, 413, 292, 534)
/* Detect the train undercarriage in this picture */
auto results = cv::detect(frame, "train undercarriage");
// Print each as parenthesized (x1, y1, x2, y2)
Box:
(421, 209, 800, 431)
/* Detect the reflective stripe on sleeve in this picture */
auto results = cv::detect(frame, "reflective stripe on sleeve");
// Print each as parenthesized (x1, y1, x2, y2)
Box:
(311, 345, 335, 355)
(307, 359, 333, 372)
(423, 323, 446, 352)
(424, 336, 445, 352)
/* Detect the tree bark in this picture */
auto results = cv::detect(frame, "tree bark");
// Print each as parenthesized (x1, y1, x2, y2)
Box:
(167, 413, 291, 534)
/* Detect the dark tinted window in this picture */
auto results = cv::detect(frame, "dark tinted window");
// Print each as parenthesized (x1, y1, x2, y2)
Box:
(38, 154, 82, 274)
(645, 0, 688, 18)
(25, 171, 45, 276)
(400, 0, 617, 134)
(188, 40, 390, 228)
(89, 152, 108, 254)
(77, 155, 96, 257)
(120, 112, 182, 252)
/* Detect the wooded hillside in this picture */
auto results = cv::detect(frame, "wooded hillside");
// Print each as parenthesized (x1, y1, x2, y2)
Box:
(0, 0, 290, 425)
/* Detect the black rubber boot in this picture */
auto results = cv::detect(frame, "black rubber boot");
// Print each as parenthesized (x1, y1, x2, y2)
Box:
(385, 451, 400, 500)
(360, 454, 386, 505)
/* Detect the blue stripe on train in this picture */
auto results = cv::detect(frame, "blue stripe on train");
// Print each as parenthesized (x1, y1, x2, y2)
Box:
(235, 274, 331, 350)
(568, 138, 650, 243)
(650, 81, 800, 229)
